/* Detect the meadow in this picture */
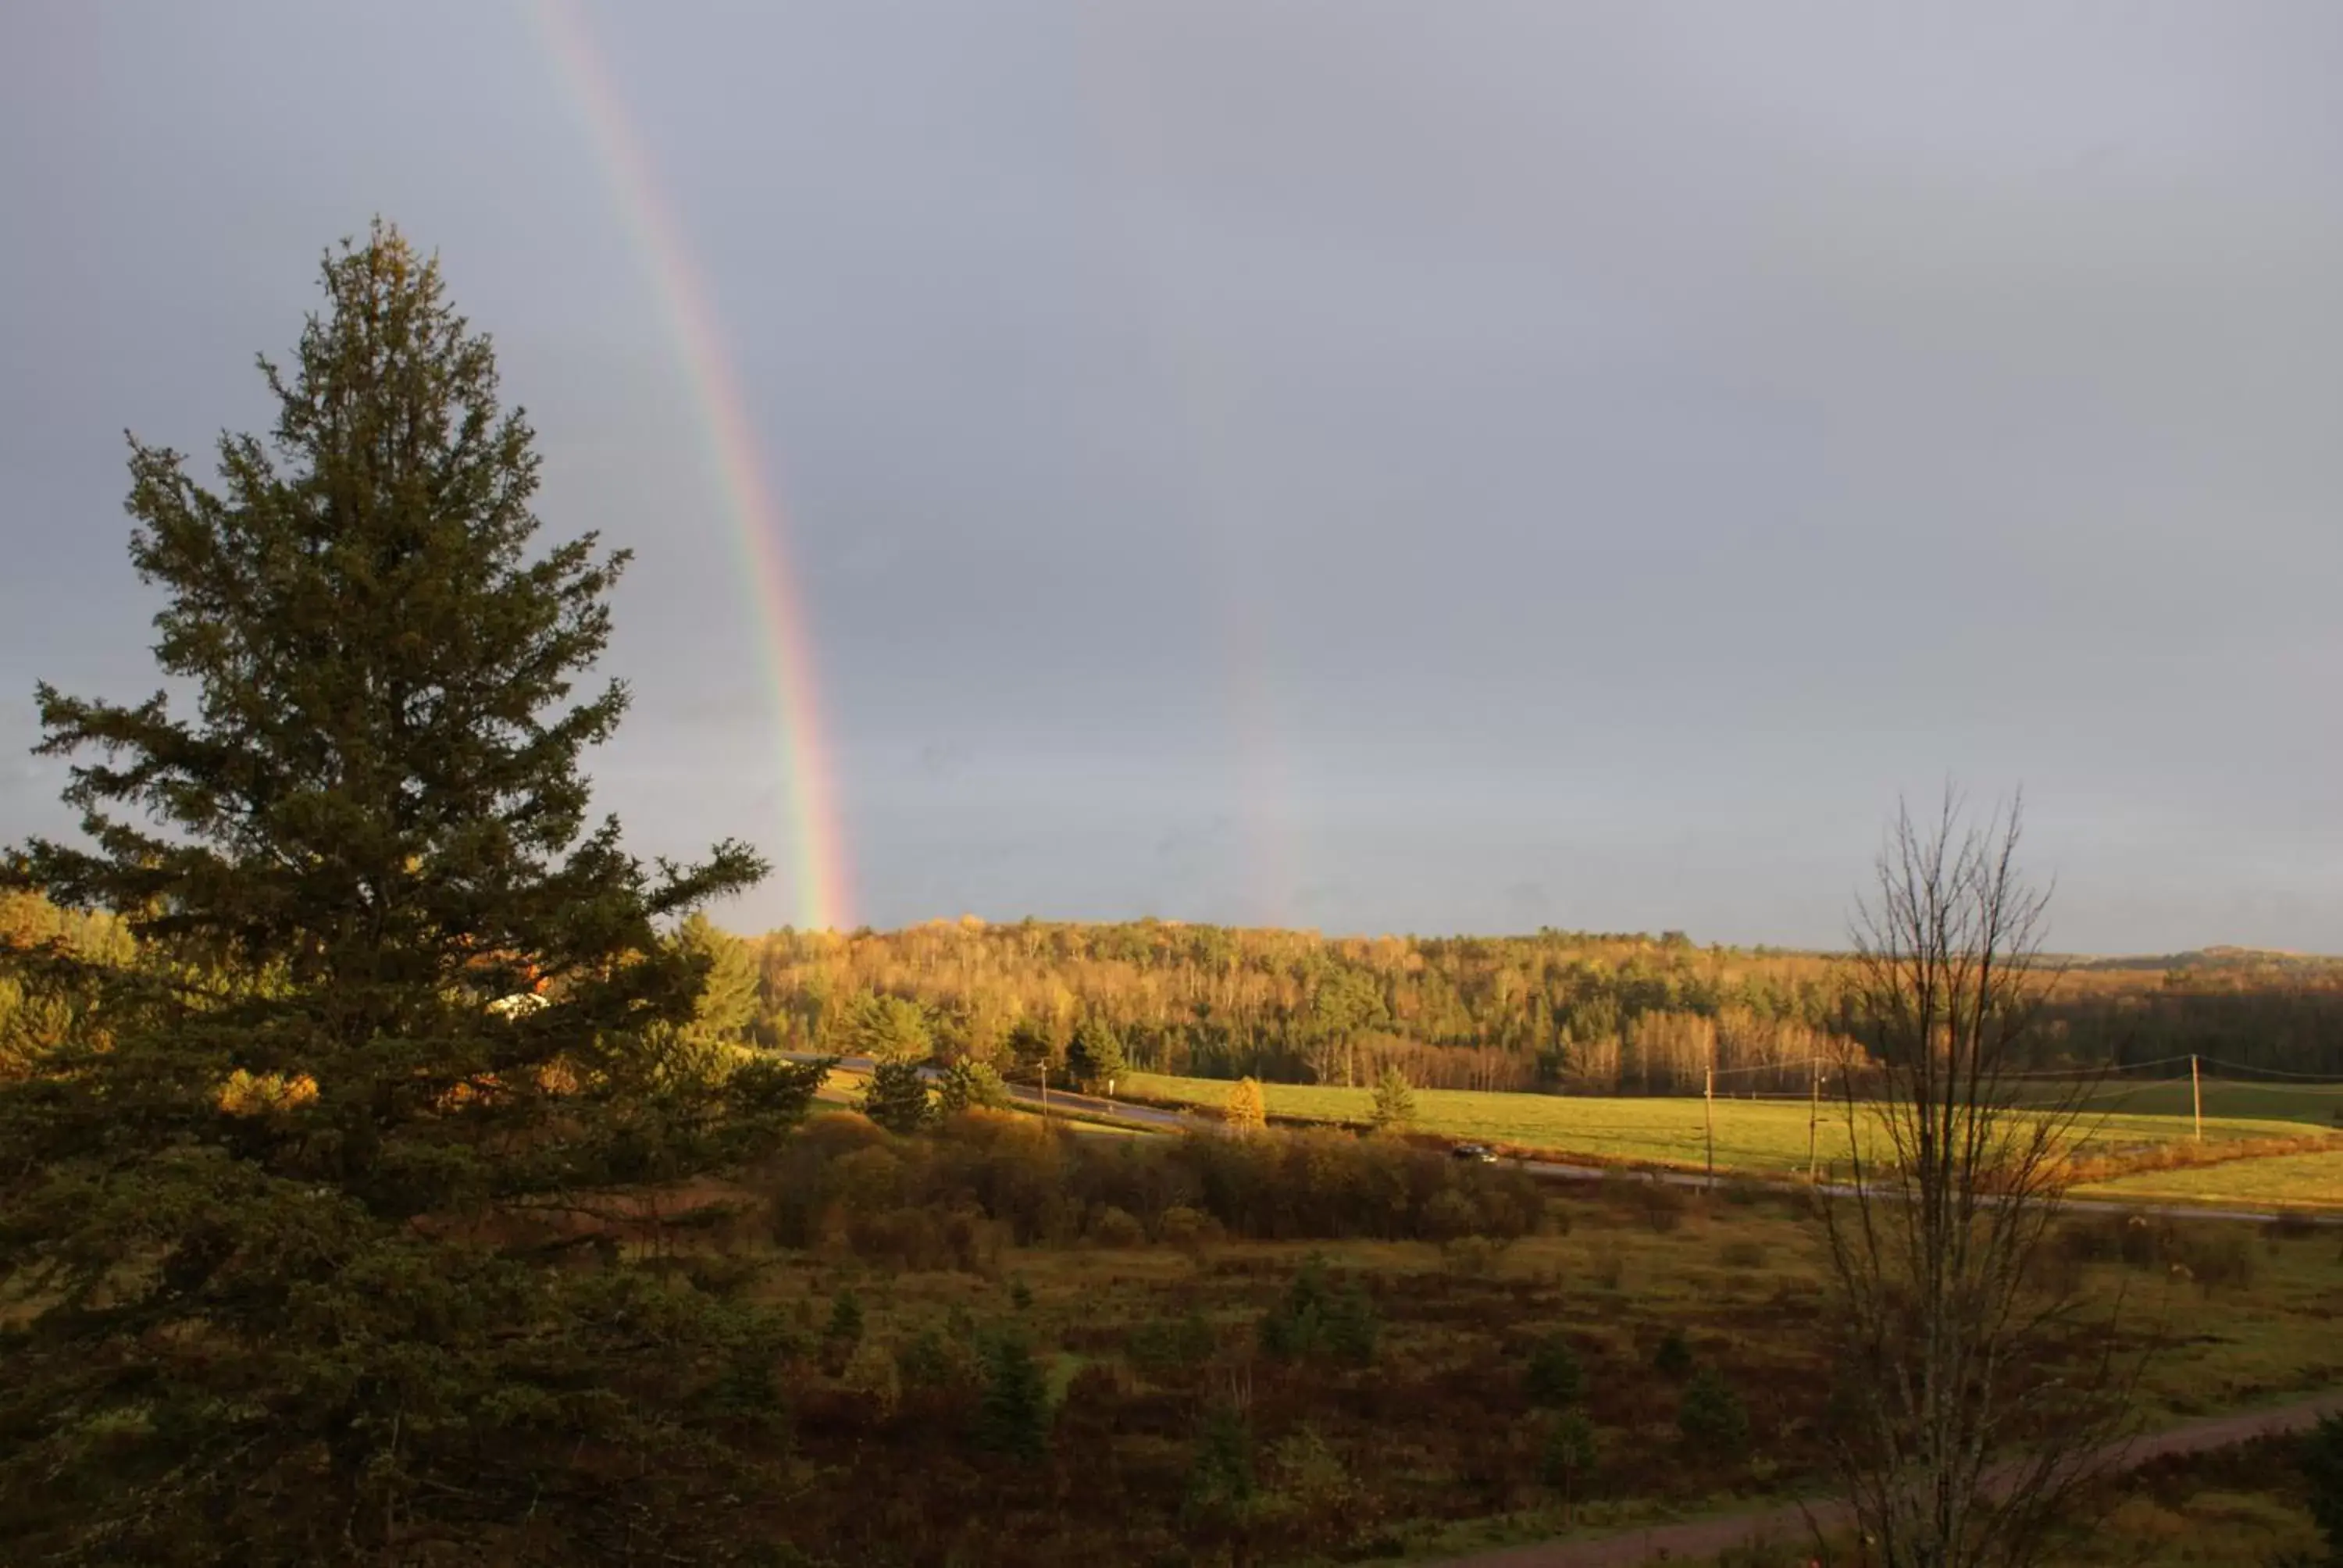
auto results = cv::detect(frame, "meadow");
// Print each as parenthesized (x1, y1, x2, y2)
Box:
(729, 1111, 2343, 1566)
(1678, 1439, 2334, 1568)
(1118, 1071, 2343, 1191)
(2016, 1073, 2343, 1127)
(2077, 1147, 2343, 1210)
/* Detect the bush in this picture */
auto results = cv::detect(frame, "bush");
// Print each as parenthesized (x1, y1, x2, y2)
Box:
(1443, 1234, 1510, 1277)
(1524, 1332, 1585, 1407)
(1590, 1241, 1627, 1292)
(1718, 1238, 1769, 1270)
(858, 1057, 934, 1135)
(1223, 1076, 1268, 1132)
(2174, 1229, 2258, 1295)
(1717, 1174, 1770, 1207)
(2302, 1413, 2343, 1564)
(1421, 1187, 1482, 1242)
(972, 1332, 1051, 1460)
(1541, 1409, 1600, 1502)
(841, 1337, 902, 1420)
(896, 1327, 968, 1392)
(1652, 1327, 1695, 1381)
(2266, 1210, 2320, 1245)
(1127, 1310, 1218, 1380)
(1183, 1401, 1257, 1527)
(1155, 1204, 1221, 1252)
(1087, 1204, 1147, 1247)
(935, 1058, 1011, 1115)
(1637, 1180, 1689, 1233)
(1678, 1366, 1751, 1455)
(1264, 1426, 1365, 1546)
(821, 1289, 864, 1372)
(1259, 1256, 1378, 1367)
(758, 1110, 1550, 1265)
(1369, 1067, 1418, 1131)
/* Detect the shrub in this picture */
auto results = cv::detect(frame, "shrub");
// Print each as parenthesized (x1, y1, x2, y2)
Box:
(1183, 1401, 1257, 1527)
(2174, 1229, 2257, 1295)
(762, 1108, 1548, 1264)
(1066, 1017, 1128, 1092)
(1127, 1310, 1218, 1380)
(1718, 1238, 1769, 1270)
(1422, 1187, 1482, 1242)
(1264, 1426, 1364, 1545)
(1443, 1234, 1510, 1277)
(821, 1289, 865, 1371)
(2302, 1413, 2343, 1564)
(896, 1327, 958, 1392)
(1678, 1366, 1751, 1455)
(1524, 1332, 1586, 1407)
(1652, 1326, 1695, 1381)
(935, 1058, 1011, 1115)
(1156, 1204, 1221, 1252)
(972, 1332, 1051, 1460)
(1637, 1180, 1689, 1233)
(1087, 1204, 1147, 1247)
(1590, 1240, 1627, 1292)
(1541, 1409, 1600, 1509)
(1369, 1067, 1418, 1131)
(2266, 1210, 2320, 1245)
(1259, 1256, 1378, 1367)
(858, 1057, 933, 1135)
(1224, 1076, 1268, 1133)
(841, 1337, 902, 1420)
(1717, 1174, 1770, 1207)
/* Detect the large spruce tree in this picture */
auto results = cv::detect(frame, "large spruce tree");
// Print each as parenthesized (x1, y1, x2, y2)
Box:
(0, 223, 818, 1564)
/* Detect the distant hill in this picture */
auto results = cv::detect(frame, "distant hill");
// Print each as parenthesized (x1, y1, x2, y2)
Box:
(2065, 946, 2340, 974)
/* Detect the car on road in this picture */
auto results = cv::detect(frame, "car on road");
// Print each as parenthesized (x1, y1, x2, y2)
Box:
(1450, 1142, 1499, 1163)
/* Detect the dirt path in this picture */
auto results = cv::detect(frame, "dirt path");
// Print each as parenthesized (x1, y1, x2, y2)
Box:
(1431, 1388, 2343, 1568)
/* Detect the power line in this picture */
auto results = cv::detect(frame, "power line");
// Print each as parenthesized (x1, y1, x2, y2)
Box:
(2196, 1055, 2343, 1084)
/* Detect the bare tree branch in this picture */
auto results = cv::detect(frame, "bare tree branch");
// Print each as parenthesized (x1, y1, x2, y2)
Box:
(1819, 789, 2144, 1568)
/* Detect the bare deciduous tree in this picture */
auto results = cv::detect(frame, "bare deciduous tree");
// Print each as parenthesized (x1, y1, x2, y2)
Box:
(1820, 793, 2139, 1568)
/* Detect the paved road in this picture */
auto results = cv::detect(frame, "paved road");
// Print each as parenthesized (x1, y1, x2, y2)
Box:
(789, 1056, 2338, 1224)
(1425, 1388, 2343, 1567)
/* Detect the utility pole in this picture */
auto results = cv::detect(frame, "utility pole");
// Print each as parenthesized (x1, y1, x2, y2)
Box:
(1703, 1061, 1717, 1188)
(1806, 1056, 1822, 1184)
(1040, 1060, 1050, 1124)
(2191, 1053, 2202, 1143)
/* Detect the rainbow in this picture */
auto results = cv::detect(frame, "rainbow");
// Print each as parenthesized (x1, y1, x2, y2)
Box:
(529, 0, 852, 930)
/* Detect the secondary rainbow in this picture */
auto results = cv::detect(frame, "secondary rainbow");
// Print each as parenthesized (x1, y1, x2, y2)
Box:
(530, 0, 852, 930)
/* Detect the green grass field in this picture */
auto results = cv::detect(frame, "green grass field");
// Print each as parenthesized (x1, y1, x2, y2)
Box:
(2015, 1074, 2343, 1128)
(1120, 1072, 2340, 1183)
(2077, 1147, 2343, 1210)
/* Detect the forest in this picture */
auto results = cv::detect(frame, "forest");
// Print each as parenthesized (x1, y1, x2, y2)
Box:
(740, 918, 2343, 1091)
(14, 894, 2342, 1100)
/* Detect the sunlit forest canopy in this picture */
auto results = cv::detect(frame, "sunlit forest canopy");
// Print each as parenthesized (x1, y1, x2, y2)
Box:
(737, 918, 2343, 1088)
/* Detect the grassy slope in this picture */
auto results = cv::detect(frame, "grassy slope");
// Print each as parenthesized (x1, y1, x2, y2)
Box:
(2078, 1147, 2343, 1210)
(1121, 1072, 2332, 1180)
(751, 1189, 2343, 1563)
(2018, 1075, 2343, 1127)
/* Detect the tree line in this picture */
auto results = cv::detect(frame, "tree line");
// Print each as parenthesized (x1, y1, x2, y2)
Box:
(728, 918, 2343, 1092)
(19, 894, 2342, 1102)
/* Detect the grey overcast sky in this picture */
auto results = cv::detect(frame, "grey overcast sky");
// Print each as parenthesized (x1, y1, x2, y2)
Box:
(5, 2, 2342, 950)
